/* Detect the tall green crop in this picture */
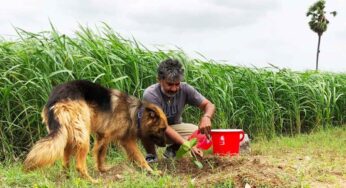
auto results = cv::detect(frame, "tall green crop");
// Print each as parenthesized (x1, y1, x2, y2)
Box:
(0, 24, 345, 161)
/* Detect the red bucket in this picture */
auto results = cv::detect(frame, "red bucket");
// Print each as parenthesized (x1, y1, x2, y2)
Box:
(211, 129, 245, 156)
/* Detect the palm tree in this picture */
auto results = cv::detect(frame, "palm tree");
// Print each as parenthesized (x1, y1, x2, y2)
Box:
(306, 0, 337, 71)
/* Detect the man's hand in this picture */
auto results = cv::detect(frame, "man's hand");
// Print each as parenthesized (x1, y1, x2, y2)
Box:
(199, 116, 212, 137)
(191, 146, 203, 158)
(198, 99, 215, 137)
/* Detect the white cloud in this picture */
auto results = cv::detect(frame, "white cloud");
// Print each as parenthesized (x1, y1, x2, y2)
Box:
(122, 0, 279, 31)
(0, 0, 345, 72)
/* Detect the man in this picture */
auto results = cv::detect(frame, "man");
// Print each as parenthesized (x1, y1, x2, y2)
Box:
(142, 58, 216, 162)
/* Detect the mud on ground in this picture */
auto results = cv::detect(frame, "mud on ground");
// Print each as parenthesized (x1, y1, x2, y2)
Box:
(99, 154, 298, 187)
(158, 155, 296, 187)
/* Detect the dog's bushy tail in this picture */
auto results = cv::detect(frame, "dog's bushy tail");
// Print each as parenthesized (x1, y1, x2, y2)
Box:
(24, 109, 68, 171)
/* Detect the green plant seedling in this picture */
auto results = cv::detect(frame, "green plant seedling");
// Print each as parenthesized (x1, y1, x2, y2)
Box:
(176, 138, 203, 169)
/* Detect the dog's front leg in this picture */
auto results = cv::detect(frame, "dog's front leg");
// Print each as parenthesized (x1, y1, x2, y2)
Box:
(120, 139, 156, 173)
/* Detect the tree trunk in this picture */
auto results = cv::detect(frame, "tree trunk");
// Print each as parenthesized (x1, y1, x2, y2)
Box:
(316, 34, 322, 71)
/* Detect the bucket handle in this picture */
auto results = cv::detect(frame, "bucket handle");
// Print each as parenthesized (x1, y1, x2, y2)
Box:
(239, 130, 245, 142)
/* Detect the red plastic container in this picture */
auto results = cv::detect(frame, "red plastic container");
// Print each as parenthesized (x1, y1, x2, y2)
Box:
(210, 129, 245, 156)
(188, 130, 212, 150)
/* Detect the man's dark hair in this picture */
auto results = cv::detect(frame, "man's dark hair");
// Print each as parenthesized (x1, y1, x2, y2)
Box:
(157, 59, 184, 82)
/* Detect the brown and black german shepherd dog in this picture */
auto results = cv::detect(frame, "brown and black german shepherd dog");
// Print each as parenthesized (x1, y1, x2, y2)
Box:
(24, 80, 168, 182)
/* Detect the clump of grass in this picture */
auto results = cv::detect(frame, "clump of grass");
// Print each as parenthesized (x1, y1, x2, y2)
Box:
(0, 23, 345, 161)
(252, 126, 346, 187)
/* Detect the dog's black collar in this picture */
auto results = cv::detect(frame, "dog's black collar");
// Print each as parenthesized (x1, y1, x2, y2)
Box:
(137, 107, 144, 130)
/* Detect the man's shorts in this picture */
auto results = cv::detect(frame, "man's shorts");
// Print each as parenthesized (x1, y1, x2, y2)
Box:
(166, 123, 198, 144)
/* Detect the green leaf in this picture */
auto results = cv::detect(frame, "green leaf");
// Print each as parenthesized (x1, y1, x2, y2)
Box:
(186, 138, 197, 148)
(193, 160, 203, 169)
(176, 146, 188, 159)
(176, 138, 197, 158)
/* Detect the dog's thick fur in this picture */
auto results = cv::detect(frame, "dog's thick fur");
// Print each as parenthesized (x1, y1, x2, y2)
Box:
(24, 80, 168, 182)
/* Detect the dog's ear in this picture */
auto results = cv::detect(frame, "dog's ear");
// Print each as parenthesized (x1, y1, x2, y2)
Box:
(143, 102, 167, 122)
(143, 102, 155, 114)
(147, 109, 156, 118)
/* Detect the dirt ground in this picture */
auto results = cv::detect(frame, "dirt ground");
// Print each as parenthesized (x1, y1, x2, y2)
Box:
(97, 150, 346, 187)
(159, 155, 296, 187)
(98, 154, 297, 187)
(95, 128, 346, 187)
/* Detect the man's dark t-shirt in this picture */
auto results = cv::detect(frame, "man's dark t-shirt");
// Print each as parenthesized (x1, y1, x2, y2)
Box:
(143, 82, 205, 125)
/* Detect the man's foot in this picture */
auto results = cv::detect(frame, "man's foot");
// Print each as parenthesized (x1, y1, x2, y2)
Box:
(163, 145, 178, 159)
(145, 154, 158, 163)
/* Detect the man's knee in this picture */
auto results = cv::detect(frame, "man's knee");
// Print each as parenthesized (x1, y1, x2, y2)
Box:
(171, 123, 198, 140)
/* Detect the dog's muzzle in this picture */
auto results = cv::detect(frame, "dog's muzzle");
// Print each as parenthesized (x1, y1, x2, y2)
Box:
(150, 135, 166, 147)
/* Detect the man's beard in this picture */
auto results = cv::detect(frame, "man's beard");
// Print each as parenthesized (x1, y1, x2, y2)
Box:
(160, 86, 177, 98)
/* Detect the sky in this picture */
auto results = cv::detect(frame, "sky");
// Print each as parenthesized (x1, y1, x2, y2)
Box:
(1, 0, 345, 72)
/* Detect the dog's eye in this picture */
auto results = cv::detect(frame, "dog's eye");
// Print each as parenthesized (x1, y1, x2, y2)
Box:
(148, 110, 156, 118)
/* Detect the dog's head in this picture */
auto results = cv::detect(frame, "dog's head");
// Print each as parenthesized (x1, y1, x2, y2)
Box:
(140, 102, 168, 147)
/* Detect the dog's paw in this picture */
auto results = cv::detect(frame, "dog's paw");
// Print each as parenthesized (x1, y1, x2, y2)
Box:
(90, 178, 100, 184)
(150, 170, 163, 176)
(98, 165, 111, 173)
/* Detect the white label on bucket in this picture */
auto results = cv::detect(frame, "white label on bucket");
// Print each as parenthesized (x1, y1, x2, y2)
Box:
(220, 135, 225, 145)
